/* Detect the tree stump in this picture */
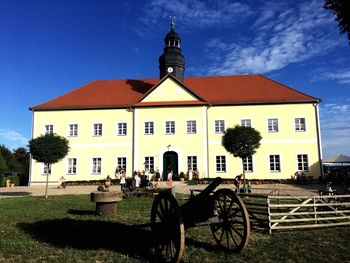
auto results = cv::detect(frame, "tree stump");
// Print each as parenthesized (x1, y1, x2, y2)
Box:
(90, 191, 123, 217)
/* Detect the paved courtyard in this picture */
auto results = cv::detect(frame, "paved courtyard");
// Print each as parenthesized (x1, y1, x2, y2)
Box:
(0, 181, 326, 198)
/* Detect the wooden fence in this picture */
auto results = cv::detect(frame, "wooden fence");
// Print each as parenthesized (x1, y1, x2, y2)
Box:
(240, 193, 350, 234)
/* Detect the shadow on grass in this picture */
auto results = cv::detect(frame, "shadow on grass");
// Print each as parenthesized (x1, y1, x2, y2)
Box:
(17, 218, 155, 261)
(67, 209, 96, 216)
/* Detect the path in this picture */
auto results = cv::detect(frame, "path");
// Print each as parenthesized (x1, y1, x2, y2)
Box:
(0, 182, 326, 198)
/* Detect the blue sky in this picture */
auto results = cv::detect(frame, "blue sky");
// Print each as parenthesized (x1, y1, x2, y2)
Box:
(0, 0, 349, 159)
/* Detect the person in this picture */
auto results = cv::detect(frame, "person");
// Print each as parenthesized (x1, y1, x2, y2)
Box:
(134, 173, 141, 188)
(234, 175, 241, 193)
(167, 165, 173, 180)
(115, 166, 121, 179)
(296, 170, 305, 184)
(58, 176, 66, 189)
(120, 168, 126, 191)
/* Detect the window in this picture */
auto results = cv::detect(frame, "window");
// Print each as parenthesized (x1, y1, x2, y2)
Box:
(92, 158, 102, 174)
(69, 124, 78, 137)
(297, 154, 309, 171)
(165, 121, 175, 134)
(117, 157, 127, 171)
(243, 156, 253, 172)
(215, 120, 225, 133)
(93, 123, 102, 136)
(187, 156, 198, 171)
(67, 158, 77, 174)
(216, 156, 226, 172)
(186, 121, 197, 134)
(268, 118, 279, 132)
(117, 122, 127, 136)
(269, 155, 281, 172)
(295, 118, 306, 132)
(45, 125, 53, 134)
(43, 163, 51, 175)
(145, 122, 154, 135)
(144, 156, 154, 172)
(241, 119, 252, 127)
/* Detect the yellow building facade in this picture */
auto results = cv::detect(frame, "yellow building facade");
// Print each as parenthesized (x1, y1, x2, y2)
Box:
(29, 76, 322, 185)
(29, 25, 322, 185)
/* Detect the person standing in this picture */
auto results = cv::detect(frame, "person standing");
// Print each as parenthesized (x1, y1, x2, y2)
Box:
(120, 168, 126, 191)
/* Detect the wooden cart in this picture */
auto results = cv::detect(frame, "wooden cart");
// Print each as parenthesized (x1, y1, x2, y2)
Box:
(150, 177, 250, 263)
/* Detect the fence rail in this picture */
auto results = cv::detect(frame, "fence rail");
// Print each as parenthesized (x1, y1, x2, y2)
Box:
(267, 195, 350, 234)
(240, 193, 350, 234)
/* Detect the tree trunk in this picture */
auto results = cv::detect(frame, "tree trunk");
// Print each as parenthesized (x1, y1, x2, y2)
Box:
(242, 158, 246, 190)
(45, 163, 49, 199)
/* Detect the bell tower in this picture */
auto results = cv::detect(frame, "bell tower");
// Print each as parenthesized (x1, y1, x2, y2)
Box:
(159, 16, 185, 82)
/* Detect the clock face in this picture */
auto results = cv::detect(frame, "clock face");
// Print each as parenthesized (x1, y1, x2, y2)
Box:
(167, 67, 174, 73)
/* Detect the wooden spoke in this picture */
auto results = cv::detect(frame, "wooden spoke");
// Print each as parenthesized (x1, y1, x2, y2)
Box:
(210, 188, 250, 252)
(151, 192, 185, 263)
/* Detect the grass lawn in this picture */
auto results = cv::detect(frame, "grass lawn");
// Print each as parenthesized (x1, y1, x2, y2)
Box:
(0, 194, 349, 263)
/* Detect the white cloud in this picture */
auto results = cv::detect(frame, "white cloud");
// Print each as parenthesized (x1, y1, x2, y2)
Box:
(0, 129, 28, 149)
(137, 0, 252, 36)
(206, 0, 340, 75)
(314, 69, 350, 84)
(319, 103, 350, 158)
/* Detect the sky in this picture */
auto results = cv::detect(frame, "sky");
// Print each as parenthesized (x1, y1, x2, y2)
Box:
(0, 0, 349, 159)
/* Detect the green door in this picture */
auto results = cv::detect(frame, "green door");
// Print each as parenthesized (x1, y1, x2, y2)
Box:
(163, 151, 178, 180)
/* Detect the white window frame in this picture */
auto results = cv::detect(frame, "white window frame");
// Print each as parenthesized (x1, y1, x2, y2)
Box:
(186, 120, 197, 134)
(215, 120, 225, 134)
(42, 163, 52, 175)
(144, 156, 154, 172)
(268, 118, 279, 133)
(117, 122, 127, 136)
(187, 156, 198, 171)
(243, 156, 253, 172)
(117, 157, 127, 171)
(297, 154, 309, 172)
(216, 155, 226, 173)
(45, 124, 54, 134)
(93, 123, 103, 137)
(144, 121, 154, 135)
(92, 157, 102, 174)
(269, 154, 281, 172)
(295, 118, 306, 132)
(67, 158, 77, 175)
(165, 121, 175, 135)
(69, 124, 78, 137)
(241, 119, 252, 127)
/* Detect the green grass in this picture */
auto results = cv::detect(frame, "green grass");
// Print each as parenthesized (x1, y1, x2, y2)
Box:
(0, 195, 349, 263)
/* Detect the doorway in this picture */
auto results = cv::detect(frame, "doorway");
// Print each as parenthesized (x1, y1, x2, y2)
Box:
(163, 151, 178, 180)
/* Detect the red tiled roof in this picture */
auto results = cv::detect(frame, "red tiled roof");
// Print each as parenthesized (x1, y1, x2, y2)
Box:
(30, 74, 319, 110)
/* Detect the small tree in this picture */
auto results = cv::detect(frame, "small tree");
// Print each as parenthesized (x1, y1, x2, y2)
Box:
(29, 133, 69, 198)
(222, 125, 262, 189)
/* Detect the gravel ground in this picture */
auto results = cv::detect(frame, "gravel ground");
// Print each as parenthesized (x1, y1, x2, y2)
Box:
(0, 181, 325, 198)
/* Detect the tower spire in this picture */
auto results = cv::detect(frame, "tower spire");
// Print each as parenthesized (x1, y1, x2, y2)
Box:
(159, 18, 185, 82)
(170, 15, 175, 29)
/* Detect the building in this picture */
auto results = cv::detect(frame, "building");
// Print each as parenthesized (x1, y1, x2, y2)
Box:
(29, 23, 322, 185)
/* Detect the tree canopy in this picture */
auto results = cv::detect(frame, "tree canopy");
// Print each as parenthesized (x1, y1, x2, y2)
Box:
(29, 133, 69, 165)
(0, 145, 22, 173)
(222, 125, 262, 159)
(324, 0, 350, 43)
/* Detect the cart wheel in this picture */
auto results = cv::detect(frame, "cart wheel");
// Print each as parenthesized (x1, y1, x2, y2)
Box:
(210, 188, 250, 252)
(151, 191, 185, 263)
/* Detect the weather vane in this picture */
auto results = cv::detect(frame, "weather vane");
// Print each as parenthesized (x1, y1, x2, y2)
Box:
(169, 15, 176, 28)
